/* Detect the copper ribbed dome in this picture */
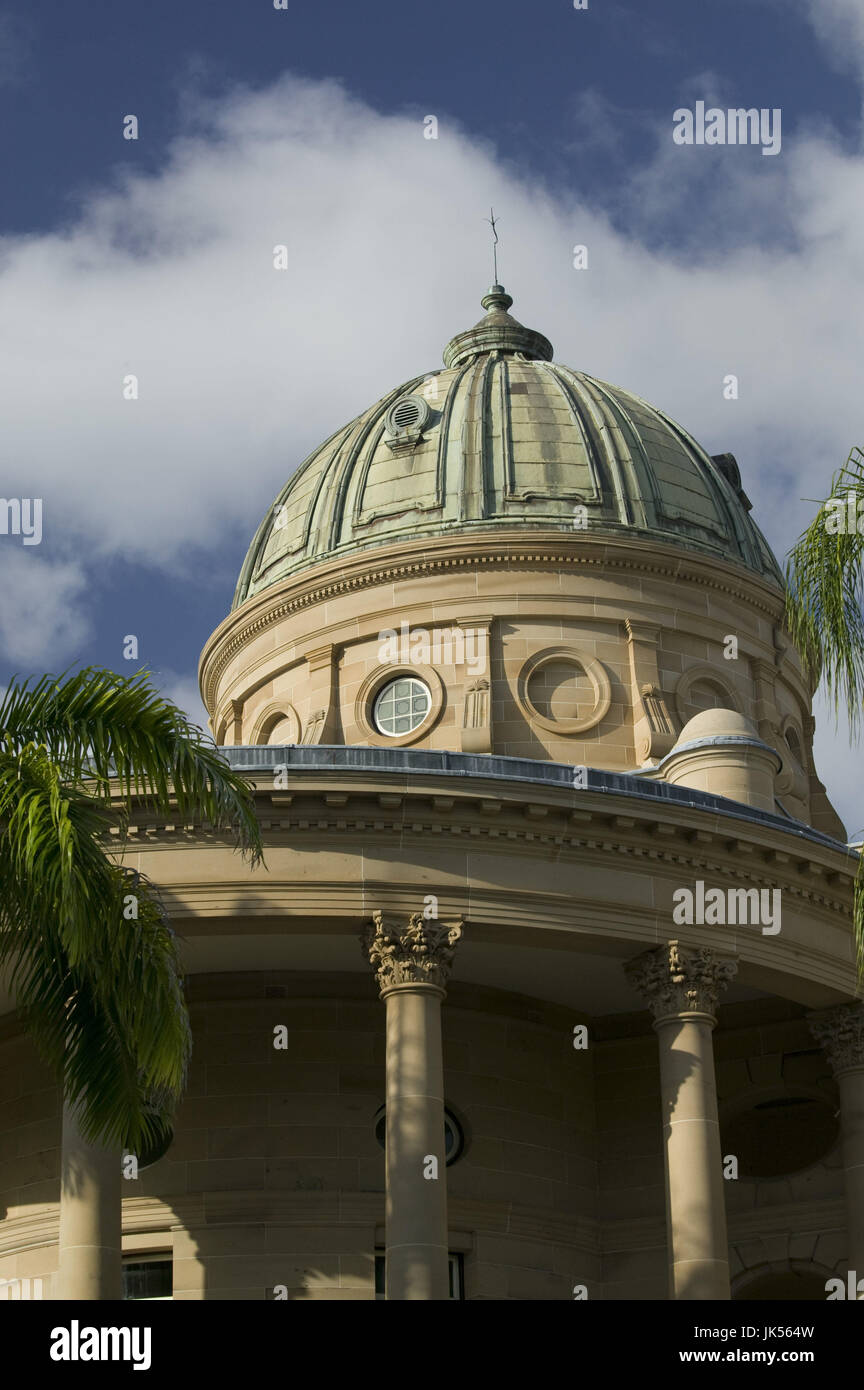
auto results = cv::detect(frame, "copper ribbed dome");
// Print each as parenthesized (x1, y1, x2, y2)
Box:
(233, 287, 781, 608)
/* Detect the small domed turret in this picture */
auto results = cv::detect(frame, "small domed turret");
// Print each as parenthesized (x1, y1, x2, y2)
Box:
(659, 709, 782, 813)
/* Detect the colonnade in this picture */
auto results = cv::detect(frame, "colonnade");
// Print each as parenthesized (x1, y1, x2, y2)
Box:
(53, 928, 864, 1301)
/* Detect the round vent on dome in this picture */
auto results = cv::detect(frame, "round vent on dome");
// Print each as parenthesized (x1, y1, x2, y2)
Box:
(385, 394, 429, 434)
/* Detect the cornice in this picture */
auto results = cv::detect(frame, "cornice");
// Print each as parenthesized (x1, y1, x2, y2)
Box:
(0, 1203, 60, 1254)
(0, 1191, 599, 1258)
(110, 781, 855, 919)
(5, 1189, 842, 1260)
(199, 532, 787, 712)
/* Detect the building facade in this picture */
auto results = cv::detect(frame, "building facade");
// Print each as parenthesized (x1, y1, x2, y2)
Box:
(1, 286, 862, 1301)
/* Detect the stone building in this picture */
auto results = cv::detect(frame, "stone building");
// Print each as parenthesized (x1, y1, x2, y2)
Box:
(1, 285, 862, 1301)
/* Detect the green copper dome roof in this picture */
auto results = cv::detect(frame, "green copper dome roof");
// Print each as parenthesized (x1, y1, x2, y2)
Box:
(233, 287, 782, 608)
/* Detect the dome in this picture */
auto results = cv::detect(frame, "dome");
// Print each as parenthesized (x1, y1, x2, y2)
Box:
(232, 286, 782, 609)
(661, 706, 783, 813)
(673, 708, 764, 745)
(666, 707, 783, 773)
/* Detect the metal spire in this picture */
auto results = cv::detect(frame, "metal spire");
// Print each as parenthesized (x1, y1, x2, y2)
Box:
(485, 208, 500, 285)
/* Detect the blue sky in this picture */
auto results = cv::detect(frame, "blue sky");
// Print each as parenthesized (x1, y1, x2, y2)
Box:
(0, 0, 861, 830)
(2, 1, 860, 237)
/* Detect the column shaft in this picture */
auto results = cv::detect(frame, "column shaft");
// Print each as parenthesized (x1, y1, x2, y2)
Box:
(626, 941, 736, 1301)
(56, 1102, 122, 1300)
(837, 1067, 864, 1285)
(384, 984, 449, 1300)
(809, 1006, 864, 1295)
(362, 909, 462, 1302)
(655, 1013, 730, 1299)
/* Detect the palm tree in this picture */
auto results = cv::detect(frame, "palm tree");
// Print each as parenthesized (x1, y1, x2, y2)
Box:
(0, 666, 262, 1154)
(785, 445, 864, 969)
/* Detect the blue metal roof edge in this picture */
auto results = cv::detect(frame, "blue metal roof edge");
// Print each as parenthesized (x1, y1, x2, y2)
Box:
(219, 745, 855, 860)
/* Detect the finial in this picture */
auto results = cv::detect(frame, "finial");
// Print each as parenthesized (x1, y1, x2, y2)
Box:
(442, 257, 553, 368)
(485, 208, 500, 285)
(481, 284, 514, 313)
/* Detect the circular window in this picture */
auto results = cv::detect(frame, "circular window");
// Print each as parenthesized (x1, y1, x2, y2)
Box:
(527, 659, 596, 723)
(720, 1087, 839, 1179)
(374, 1104, 465, 1165)
(124, 1120, 173, 1172)
(373, 677, 431, 737)
(385, 394, 430, 435)
(517, 648, 611, 734)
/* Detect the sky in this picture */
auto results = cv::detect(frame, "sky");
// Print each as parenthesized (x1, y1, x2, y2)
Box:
(0, 0, 861, 833)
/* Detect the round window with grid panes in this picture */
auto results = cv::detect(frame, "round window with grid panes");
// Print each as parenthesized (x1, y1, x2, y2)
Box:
(372, 677, 431, 737)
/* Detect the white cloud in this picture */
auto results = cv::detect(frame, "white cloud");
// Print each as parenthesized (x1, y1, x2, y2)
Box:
(154, 670, 210, 738)
(796, 0, 864, 75)
(0, 69, 858, 563)
(0, 63, 862, 822)
(0, 552, 90, 667)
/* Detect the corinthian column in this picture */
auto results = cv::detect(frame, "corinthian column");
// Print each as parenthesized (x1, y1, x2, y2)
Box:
(625, 941, 737, 1300)
(809, 1004, 864, 1295)
(362, 910, 462, 1301)
(56, 1101, 122, 1300)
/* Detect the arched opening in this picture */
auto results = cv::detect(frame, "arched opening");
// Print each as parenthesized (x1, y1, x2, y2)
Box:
(734, 1269, 827, 1301)
(252, 705, 301, 746)
(784, 725, 803, 762)
(684, 678, 733, 721)
(266, 714, 298, 745)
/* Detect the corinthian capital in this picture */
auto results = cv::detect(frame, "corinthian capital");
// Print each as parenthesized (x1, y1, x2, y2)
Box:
(625, 940, 737, 1022)
(362, 910, 463, 994)
(808, 1003, 864, 1075)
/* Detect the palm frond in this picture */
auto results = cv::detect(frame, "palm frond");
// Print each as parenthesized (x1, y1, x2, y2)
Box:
(62, 869, 191, 1148)
(0, 829, 191, 1147)
(0, 744, 122, 968)
(0, 667, 262, 863)
(0, 743, 192, 1147)
(785, 447, 864, 734)
(785, 448, 864, 980)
